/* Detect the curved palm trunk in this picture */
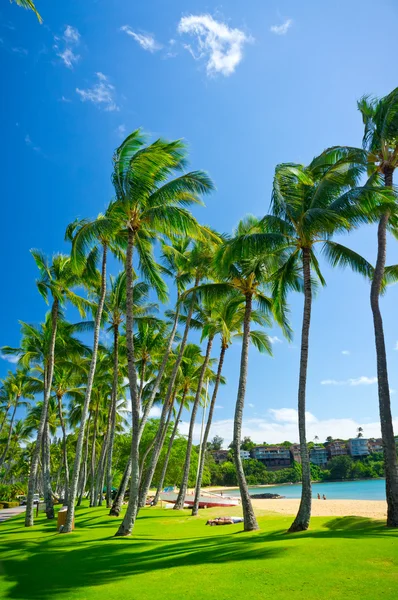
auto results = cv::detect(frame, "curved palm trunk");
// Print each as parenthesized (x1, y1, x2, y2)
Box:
(56, 393, 69, 504)
(89, 402, 99, 506)
(0, 400, 18, 469)
(42, 422, 54, 519)
(109, 457, 130, 516)
(288, 247, 312, 533)
(138, 282, 198, 509)
(93, 401, 113, 506)
(371, 168, 398, 527)
(139, 437, 156, 483)
(63, 244, 108, 533)
(77, 413, 91, 506)
(192, 343, 227, 515)
(233, 294, 258, 531)
(115, 230, 141, 537)
(153, 394, 186, 505)
(106, 324, 119, 508)
(25, 298, 58, 527)
(138, 392, 176, 508)
(174, 335, 214, 510)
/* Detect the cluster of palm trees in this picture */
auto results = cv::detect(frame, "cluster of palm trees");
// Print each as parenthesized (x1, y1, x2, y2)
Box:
(1, 87, 398, 536)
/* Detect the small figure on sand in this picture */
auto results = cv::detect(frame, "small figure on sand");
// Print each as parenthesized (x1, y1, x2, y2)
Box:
(317, 493, 321, 500)
(323, 494, 327, 500)
(206, 517, 244, 526)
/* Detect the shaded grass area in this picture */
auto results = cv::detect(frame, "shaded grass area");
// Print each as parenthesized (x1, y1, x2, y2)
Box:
(0, 503, 397, 600)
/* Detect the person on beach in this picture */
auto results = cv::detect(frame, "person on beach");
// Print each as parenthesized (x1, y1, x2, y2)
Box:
(323, 494, 327, 500)
(206, 517, 244, 526)
(317, 493, 321, 500)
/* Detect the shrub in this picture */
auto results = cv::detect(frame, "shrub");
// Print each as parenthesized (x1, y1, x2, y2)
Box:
(0, 501, 19, 508)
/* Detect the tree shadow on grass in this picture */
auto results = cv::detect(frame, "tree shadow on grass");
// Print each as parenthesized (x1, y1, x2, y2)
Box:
(1, 529, 286, 600)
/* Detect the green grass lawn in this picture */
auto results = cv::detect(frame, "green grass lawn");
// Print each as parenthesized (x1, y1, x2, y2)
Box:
(0, 503, 397, 600)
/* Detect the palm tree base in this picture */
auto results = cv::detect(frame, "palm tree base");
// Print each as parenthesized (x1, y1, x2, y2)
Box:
(114, 527, 131, 537)
(109, 508, 121, 517)
(287, 521, 309, 533)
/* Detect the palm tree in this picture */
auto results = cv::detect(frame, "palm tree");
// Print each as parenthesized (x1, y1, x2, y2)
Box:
(228, 149, 391, 531)
(14, 252, 85, 527)
(357, 89, 398, 526)
(191, 292, 271, 515)
(0, 369, 33, 469)
(110, 130, 214, 537)
(63, 210, 120, 533)
(10, 0, 42, 23)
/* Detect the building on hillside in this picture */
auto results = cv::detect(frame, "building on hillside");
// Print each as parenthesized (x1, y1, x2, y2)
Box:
(326, 440, 347, 458)
(348, 437, 369, 457)
(211, 450, 229, 464)
(251, 446, 291, 470)
(240, 450, 251, 460)
(310, 446, 328, 467)
(290, 444, 301, 464)
(368, 438, 383, 453)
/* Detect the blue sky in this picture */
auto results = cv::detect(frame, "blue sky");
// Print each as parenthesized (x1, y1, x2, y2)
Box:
(1, 0, 398, 444)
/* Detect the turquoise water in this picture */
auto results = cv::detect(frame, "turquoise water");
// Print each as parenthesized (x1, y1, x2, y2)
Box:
(224, 479, 386, 500)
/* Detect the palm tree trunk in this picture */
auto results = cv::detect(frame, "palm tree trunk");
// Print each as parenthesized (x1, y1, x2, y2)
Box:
(25, 298, 58, 527)
(63, 244, 108, 533)
(139, 437, 156, 483)
(233, 294, 258, 531)
(153, 394, 186, 505)
(192, 343, 227, 515)
(42, 422, 54, 519)
(371, 168, 398, 527)
(89, 402, 99, 506)
(106, 324, 119, 508)
(109, 457, 130, 516)
(138, 360, 146, 402)
(0, 400, 18, 468)
(174, 335, 214, 509)
(94, 401, 113, 506)
(56, 393, 69, 504)
(77, 413, 91, 507)
(115, 229, 141, 537)
(0, 405, 11, 439)
(288, 247, 312, 532)
(138, 282, 199, 509)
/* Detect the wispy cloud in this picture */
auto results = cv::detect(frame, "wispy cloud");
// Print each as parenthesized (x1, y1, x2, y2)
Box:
(76, 72, 119, 112)
(178, 14, 251, 77)
(116, 124, 126, 137)
(269, 336, 282, 344)
(12, 47, 28, 55)
(215, 405, 224, 410)
(120, 25, 162, 52)
(270, 19, 293, 35)
(321, 376, 377, 386)
(25, 134, 41, 153)
(341, 350, 350, 355)
(63, 25, 80, 44)
(0, 353, 19, 364)
(55, 25, 81, 68)
(59, 95, 71, 103)
(248, 403, 255, 408)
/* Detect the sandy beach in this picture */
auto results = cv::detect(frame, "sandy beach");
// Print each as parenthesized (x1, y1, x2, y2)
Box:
(250, 498, 387, 519)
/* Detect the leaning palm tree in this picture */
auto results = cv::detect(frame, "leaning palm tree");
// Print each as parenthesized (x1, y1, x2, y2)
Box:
(357, 89, 398, 526)
(191, 291, 271, 515)
(229, 149, 393, 531)
(0, 369, 33, 469)
(110, 130, 214, 537)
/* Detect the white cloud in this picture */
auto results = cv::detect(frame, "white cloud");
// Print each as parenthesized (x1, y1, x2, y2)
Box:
(120, 25, 162, 52)
(270, 19, 293, 35)
(321, 376, 377, 386)
(215, 404, 224, 410)
(24, 134, 41, 153)
(341, 350, 350, 355)
(394, 341, 398, 350)
(248, 403, 255, 408)
(269, 336, 282, 344)
(0, 353, 19, 364)
(12, 47, 28, 55)
(63, 25, 80, 44)
(179, 408, 396, 445)
(76, 73, 119, 111)
(57, 47, 79, 69)
(178, 14, 251, 76)
(116, 124, 126, 137)
(59, 95, 72, 103)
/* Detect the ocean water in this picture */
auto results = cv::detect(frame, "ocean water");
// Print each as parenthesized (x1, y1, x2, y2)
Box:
(224, 479, 386, 501)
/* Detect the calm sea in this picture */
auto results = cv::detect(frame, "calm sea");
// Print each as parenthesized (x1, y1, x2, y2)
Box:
(224, 479, 386, 501)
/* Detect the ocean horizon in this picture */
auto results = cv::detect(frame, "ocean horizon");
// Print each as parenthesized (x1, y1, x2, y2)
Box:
(223, 479, 386, 501)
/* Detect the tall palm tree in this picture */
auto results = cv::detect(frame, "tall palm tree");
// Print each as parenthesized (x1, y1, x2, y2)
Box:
(110, 130, 214, 537)
(63, 210, 120, 533)
(229, 150, 392, 531)
(191, 292, 271, 515)
(357, 89, 398, 526)
(16, 252, 86, 527)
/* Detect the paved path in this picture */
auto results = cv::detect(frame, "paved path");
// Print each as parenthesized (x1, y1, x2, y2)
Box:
(0, 506, 25, 523)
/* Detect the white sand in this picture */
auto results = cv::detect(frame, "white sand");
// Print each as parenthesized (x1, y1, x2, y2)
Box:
(250, 498, 387, 519)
